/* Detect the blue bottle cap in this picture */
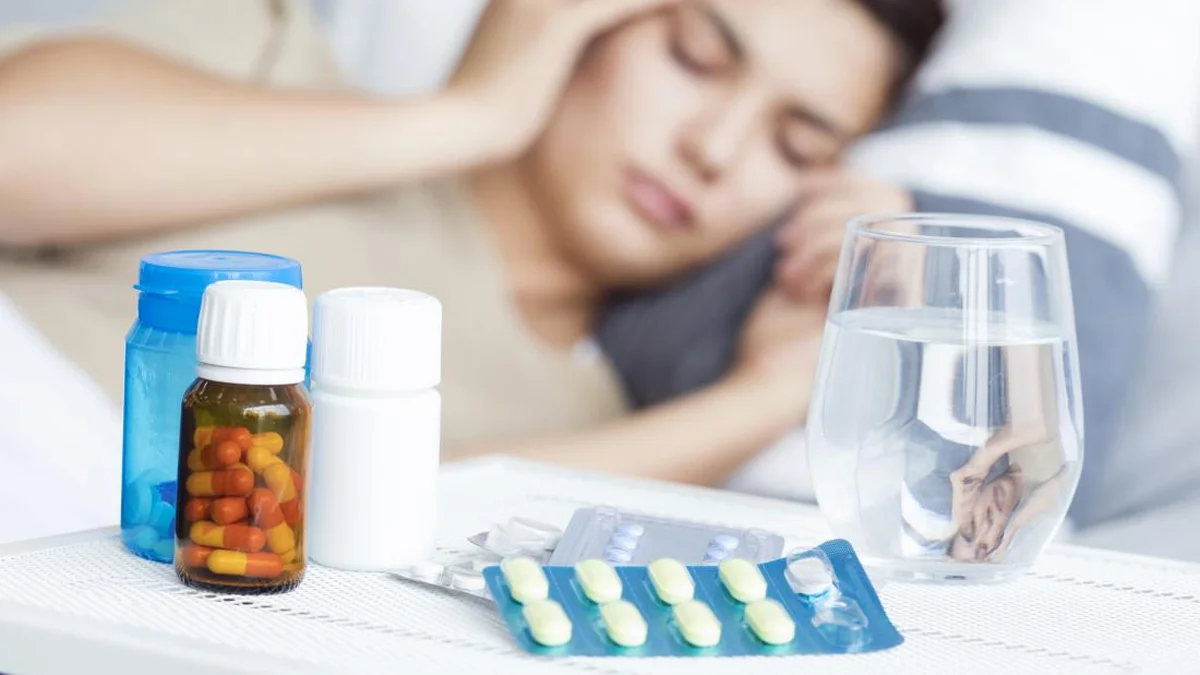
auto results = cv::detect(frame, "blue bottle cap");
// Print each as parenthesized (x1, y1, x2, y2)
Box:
(136, 250, 303, 333)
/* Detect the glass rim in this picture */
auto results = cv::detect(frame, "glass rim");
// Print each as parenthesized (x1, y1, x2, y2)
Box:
(848, 213, 1065, 247)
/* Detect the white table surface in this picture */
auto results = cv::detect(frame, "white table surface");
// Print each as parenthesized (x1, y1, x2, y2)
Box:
(0, 457, 1197, 674)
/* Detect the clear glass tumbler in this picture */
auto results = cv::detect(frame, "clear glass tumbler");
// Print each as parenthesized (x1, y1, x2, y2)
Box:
(807, 214, 1083, 583)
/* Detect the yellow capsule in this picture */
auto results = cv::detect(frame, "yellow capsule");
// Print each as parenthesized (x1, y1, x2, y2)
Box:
(574, 559, 622, 604)
(600, 600, 647, 647)
(250, 432, 285, 454)
(501, 556, 549, 604)
(246, 445, 285, 474)
(648, 558, 694, 605)
(672, 600, 721, 648)
(745, 598, 796, 645)
(522, 598, 572, 647)
(718, 558, 767, 603)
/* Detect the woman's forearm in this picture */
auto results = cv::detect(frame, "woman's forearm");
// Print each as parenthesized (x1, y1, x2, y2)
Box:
(0, 39, 503, 247)
(446, 375, 807, 486)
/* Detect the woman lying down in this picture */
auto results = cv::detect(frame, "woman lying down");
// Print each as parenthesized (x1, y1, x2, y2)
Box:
(0, 0, 942, 484)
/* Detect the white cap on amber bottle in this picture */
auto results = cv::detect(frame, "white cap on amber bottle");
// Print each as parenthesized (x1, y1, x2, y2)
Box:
(311, 287, 442, 392)
(196, 280, 309, 386)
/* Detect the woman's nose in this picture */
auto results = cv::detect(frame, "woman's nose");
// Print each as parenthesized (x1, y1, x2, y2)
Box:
(678, 91, 764, 184)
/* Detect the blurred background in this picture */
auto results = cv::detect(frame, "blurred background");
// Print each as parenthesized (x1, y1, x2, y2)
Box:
(0, 0, 1198, 563)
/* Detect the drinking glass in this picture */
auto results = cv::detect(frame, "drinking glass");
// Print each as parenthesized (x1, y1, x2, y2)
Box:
(806, 214, 1083, 583)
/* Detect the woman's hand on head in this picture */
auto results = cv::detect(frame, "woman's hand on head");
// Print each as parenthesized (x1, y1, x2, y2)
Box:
(774, 170, 913, 303)
(448, 0, 680, 163)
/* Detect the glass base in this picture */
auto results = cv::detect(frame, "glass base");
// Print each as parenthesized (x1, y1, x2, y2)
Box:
(862, 557, 1029, 585)
(121, 527, 175, 564)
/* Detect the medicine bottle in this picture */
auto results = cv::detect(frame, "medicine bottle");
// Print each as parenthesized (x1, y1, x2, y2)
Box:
(175, 281, 312, 594)
(122, 250, 303, 563)
(307, 288, 442, 571)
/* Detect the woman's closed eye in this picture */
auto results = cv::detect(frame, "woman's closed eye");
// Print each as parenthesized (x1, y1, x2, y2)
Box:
(670, 5, 739, 75)
(776, 118, 840, 169)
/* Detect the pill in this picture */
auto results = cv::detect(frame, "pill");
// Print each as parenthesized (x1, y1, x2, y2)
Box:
(522, 599, 573, 647)
(617, 523, 645, 538)
(130, 525, 158, 550)
(153, 539, 176, 561)
(448, 566, 486, 592)
(187, 441, 242, 471)
(600, 600, 648, 647)
(648, 558, 694, 605)
(711, 534, 739, 551)
(245, 445, 284, 474)
(263, 464, 303, 524)
(745, 598, 796, 645)
(227, 427, 252, 451)
(609, 533, 639, 551)
(718, 558, 767, 603)
(148, 501, 175, 534)
(246, 488, 285, 528)
(249, 431, 285, 454)
(786, 557, 834, 596)
(181, 544, 214, 568)
(190, 521, 267, 553)
(501, 556, 549, 604)
(206, 550, 284, 578)
(705, 546, 730, 562)
(604, 546, 633, 564)
(209, 497, 250, 525)
(408, 562, 444, 583)
(183, 498, 213, 523)
(264, 522, 296, 558)
(672, 600, 721, 648)
(193, 426, 215, 449)
(574, 559, 622, 604)
(186, 465, 254, 497)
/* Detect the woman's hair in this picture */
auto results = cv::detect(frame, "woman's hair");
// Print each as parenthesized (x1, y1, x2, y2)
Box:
(852, 0, 946, 97)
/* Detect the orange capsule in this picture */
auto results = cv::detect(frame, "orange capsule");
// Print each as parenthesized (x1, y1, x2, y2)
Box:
(188, 441, 242, 471)
(183, 498, 213, 523)
(280, 499, 302, 526)
(247, 488, 285, 529)
(190, 521, 266, 553)
(192, 426, 215, 449)
(210, 497, 250, 525)
(181, 544, 214, 569)
(206, 550, 284, 578)
(228, 427, 252, 451)
(186, 465, 254, 497)
(249, 432, 285, 454)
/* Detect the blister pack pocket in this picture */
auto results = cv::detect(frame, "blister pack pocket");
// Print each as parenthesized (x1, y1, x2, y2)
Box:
(547, 506, 785, 566)
(484, 539, 903, 657)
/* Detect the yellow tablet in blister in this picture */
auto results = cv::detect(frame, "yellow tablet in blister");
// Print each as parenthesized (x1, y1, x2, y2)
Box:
(745, 598, 796, 645)
(501, 556, 549, 604)
(574, 559, 623, 604)
(718, 558, 767, 603)
(672, 599, 722, 648)
(600, 600, 648, 647)
(522, 598, 573, 647)
(648, 558, 694, 605)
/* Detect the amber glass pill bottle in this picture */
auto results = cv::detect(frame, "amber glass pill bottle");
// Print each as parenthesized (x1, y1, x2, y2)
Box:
(175, 280, 312, 594)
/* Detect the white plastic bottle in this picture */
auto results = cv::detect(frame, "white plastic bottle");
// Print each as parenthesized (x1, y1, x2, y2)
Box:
(307, 288, 443, 571)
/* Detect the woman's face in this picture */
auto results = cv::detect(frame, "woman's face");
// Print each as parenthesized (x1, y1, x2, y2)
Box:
(525, 0, 900, 288)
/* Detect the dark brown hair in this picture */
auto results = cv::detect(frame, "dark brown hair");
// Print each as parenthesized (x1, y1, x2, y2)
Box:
(852, 0, 946, 98)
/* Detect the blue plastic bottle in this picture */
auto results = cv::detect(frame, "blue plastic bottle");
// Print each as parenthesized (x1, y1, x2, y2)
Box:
(121, 250, 304, 562)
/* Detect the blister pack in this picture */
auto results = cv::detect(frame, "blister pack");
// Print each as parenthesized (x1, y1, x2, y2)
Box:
(392, 517, 564, 598)
(547, 506, 785, 566)
(483, 539, 903, 657)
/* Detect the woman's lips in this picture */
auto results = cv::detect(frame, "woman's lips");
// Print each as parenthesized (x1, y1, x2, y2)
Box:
(623, 168, 695, 232)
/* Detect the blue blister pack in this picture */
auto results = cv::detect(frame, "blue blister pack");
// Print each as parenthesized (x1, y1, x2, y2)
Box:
(483, 539, 903, 657)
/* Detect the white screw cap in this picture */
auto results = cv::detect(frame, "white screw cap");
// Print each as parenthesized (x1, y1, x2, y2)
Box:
(196, 280, 309, 385)
(312, 287, 442, 392)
